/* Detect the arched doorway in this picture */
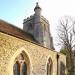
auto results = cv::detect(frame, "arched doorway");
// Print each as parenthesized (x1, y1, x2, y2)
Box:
(47, 58, 53, 75)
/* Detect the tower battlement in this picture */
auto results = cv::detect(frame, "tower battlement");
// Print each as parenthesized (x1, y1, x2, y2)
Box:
(23, 15, 34, 23)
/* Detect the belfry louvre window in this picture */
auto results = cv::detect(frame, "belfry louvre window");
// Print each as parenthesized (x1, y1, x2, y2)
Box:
(13, 53, 27, 75)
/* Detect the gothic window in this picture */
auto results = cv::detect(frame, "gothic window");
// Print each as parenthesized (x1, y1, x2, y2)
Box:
(60, 61, 66, 75)
(22, 62, 27, 75)
(13, 61, 20, 75)
(47, 58, 53, 75)
(13, 53, 27, 75)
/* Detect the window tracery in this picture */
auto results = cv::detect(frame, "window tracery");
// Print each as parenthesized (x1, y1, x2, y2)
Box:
(13, 53, 27, 75)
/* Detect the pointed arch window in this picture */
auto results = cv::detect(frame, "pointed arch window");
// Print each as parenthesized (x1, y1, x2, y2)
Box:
(60, 61, 66, 75)
(22, 62, 27, 75)
(13, 53, 27, 75)
(47, 58, 53, 75)
(13, 61, 20, 75)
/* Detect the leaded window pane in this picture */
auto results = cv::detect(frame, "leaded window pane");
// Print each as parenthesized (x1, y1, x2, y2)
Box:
(13, 61, 20, 75)
(22, 63, 27, 75)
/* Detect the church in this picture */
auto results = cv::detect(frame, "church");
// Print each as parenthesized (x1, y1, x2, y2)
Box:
(0, 3, 66, 75)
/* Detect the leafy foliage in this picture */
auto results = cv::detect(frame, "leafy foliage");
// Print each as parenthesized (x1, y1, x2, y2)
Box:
(60, 47, 67, 55)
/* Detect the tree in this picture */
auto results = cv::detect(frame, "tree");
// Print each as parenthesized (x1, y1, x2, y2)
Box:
(57, 16, 75, 72)
(60, 47, 67, 55)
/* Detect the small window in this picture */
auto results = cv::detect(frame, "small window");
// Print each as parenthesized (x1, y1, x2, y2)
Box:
(47, 58, 53, 75)
(60, 61, 66, 75)
(22, 62, 27, 75)
(44, 24, 46, 30)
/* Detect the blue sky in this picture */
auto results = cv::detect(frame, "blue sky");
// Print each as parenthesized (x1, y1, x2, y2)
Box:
(0, 0, 38, 28)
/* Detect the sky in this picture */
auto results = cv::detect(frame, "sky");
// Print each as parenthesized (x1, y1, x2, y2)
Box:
(0, 0, 75, 51)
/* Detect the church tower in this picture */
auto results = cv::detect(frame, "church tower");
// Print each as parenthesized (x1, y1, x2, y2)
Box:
(23, 3, 54, 50)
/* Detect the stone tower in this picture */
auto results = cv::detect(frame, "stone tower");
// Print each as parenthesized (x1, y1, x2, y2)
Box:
(23, 3, 54, 50)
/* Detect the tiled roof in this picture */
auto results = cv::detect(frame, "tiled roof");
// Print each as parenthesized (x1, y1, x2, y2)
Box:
(0, 20, 37, 43)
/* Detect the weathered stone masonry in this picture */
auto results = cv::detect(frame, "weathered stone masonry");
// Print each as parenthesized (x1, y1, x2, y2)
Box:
(0, 32, 66, 75)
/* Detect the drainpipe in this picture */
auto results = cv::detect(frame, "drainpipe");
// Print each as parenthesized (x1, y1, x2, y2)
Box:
(57, 53, 59, 75)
